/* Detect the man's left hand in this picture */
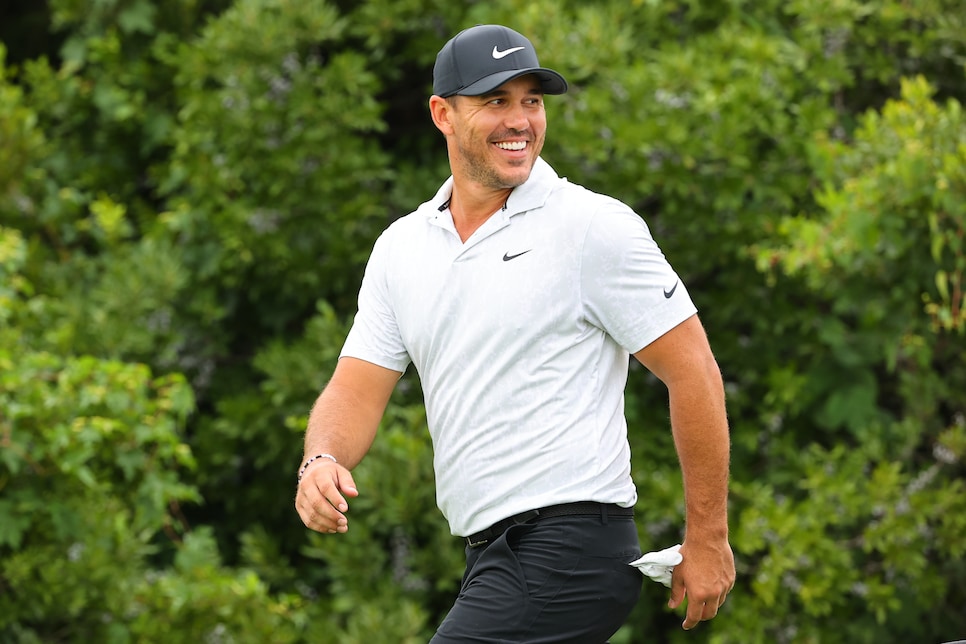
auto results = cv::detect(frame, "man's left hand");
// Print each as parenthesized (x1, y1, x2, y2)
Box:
(668, 538, 736, 629)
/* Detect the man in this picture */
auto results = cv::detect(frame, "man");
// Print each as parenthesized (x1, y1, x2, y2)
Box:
(295, 24, 735, 642)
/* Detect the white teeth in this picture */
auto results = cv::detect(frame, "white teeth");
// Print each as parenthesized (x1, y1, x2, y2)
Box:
(496, 141, 527, 151)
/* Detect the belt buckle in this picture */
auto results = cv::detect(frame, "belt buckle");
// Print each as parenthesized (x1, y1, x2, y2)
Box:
(466, 536, 489, 548)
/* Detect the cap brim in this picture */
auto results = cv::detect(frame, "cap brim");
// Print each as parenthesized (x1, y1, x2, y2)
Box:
(456, 68, 568, 97)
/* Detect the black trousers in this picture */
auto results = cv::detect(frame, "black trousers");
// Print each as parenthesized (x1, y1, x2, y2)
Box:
(431, 510, 643, 643)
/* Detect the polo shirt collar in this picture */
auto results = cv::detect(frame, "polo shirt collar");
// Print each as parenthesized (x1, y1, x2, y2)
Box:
(426, 156, 560, 219)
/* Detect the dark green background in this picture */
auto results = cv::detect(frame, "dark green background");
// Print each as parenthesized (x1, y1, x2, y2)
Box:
(1, 1, 964, 642)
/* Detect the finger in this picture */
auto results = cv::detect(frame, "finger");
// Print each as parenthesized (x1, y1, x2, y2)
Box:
(702, 597, 720, 621)
(683, 600, 711, 630)
(295, 493, 343, 532)
(328, 470, 359, 513)
(682, 601, 701, 630)
(685, 591, 722, 629)
(307, 504, 347, 533)
(337, 469, 359, 498)
(668, 569, 686, 609)
(683, 593, 725, 630)
(296, 481, 350, 533)
(304, 463, 354, 512)
(315, 490, 350, 530)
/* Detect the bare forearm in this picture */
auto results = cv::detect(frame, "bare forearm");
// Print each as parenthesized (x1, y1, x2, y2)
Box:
(301, 357, 401, 469)
(303, 381, 382, 469)
(667, 365, 735, 629)
(634, 315, 735, 627)
(668, 355, 730, 540)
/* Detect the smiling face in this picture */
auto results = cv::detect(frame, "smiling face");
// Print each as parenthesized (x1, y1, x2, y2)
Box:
(432, 74, 547, 192)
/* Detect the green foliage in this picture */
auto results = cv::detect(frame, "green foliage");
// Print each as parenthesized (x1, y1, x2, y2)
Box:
(0, 226, 322, 642)
(159, 0, 393, 334)
(765, 76, 966, 334)
(0, 225, 195, 637)
(1, 0, 965, 641)
(122, 527, 311, 643)
(727, 443, 966, 642)
(0, 45, 44, 202)
(745, 73, 966, 644)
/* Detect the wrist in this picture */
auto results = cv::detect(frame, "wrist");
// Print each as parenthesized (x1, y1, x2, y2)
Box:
(683, 516, 729, 541)
(297, 453, 337, 484)
(683, 526, 730, 545)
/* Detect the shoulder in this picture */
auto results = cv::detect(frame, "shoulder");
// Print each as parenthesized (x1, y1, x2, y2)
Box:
(555, 182, 627, 212)
(373, 204, 434, 247)
(540, 178, 661, 259)
(532, 160, 630, 216)
(544, 177, 644, 236)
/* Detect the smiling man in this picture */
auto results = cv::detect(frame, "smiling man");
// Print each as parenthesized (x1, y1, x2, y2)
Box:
(295, 24, 735, 642)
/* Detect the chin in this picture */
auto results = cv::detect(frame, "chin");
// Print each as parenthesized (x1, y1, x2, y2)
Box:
(499, 173, 530, 189)
(501, 163, 534, 186)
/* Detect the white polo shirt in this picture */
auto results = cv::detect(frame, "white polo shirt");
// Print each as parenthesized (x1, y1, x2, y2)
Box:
(341, 157, 697, 536)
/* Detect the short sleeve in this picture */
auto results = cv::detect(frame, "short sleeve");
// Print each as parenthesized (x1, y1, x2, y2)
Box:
(340, 232, 412, 372)
(580, 202, 698, 353)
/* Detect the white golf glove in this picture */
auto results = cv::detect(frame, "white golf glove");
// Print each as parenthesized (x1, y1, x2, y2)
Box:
(629, 544, 682, 587)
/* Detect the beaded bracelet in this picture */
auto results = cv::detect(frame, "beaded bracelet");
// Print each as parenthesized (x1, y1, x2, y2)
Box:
(297, 453, 337, 484)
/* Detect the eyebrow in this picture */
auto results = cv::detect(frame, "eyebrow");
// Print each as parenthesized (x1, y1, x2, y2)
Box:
(477, 87, 545, 100)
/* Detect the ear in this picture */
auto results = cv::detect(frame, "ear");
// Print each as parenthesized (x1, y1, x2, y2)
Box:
(429, 95, 456, 136)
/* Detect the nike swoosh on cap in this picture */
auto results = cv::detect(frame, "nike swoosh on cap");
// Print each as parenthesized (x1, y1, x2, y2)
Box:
(492, 45, 525, 59)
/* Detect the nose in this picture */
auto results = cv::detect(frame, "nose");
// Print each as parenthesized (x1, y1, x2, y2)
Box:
(503, 102, 529, 131)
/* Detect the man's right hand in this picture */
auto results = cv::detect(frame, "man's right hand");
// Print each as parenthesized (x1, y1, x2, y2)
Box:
(295, 460, 359, 534)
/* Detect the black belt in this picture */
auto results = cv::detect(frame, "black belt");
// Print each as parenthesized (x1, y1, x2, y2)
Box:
(464, 502, 634, 548)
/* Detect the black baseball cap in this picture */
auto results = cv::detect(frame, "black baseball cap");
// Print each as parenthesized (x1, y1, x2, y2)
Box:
(433, 24, 568, 98)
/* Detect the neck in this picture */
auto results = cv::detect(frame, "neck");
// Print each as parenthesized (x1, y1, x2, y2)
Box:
(449, 182, 513, 243)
